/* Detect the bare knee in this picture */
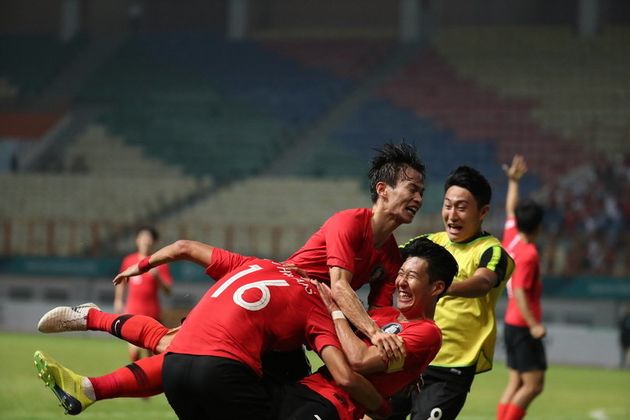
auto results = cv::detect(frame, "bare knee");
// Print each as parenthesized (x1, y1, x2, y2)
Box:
(155, 327, 179, 353)
(523, 378, 544, 398)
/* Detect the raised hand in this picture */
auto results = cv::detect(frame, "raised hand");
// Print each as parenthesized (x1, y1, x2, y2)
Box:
(503, 154, 528, 181)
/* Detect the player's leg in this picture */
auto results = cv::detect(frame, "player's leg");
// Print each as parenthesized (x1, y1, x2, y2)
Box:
(38, 304, 170, 353)
(128, 343, 142, 362)
(498, 324, 523, 419)
(505, 370, 544, 419)
(163, 353, 273, 420)
(497, 369, 521, 419)
(91, 353, 165, 399)
(34, 350, 165, 415)
(503, 326, 547, 420)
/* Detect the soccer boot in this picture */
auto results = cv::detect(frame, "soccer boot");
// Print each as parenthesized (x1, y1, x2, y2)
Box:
(34, 350, 94, 415)
(37, 303, 100, 333)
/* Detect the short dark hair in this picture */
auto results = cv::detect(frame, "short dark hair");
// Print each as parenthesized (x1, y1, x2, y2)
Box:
(368, 142, 425, 203)
(515, 199, 544, 235)
(444, 166, 492, 208)
(136, 226, 159, 241)
(401, 237, 458, 298)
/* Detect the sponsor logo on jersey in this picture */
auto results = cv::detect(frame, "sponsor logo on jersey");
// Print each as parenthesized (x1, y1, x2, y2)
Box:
(382, 322, 402, 334)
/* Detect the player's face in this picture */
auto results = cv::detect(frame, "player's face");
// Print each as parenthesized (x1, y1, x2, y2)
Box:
(135, 230, 155, 254)
(442, 186, 488, 243)
(395, 256, 434, 318)
(383, 168, 424, 224)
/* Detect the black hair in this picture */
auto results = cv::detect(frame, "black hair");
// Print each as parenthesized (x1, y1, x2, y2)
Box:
(401, 237, 458, 298)
(515, 199, 544, 235)
(444, 166, 492, 208)
(136, 226, 159, 241)
(368, 142, 425, 203)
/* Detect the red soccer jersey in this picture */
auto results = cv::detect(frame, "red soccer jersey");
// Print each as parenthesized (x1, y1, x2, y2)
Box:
(120, 252, 173, 319)
(300, 307, 442, 420)
(286, 208, 402, 308)
(502, 217, 543, 327)
(166, 248, 340, 376)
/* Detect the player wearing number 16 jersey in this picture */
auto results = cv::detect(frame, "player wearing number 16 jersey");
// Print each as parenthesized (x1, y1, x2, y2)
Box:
(161, 247, 386, 420)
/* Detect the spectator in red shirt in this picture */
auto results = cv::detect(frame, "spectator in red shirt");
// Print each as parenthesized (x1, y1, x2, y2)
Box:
(497, 155, 546, 420)
(114, 226, 173, 363)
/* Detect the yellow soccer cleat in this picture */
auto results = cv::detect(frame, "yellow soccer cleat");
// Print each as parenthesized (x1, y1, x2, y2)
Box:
(34, 350, 94, 415)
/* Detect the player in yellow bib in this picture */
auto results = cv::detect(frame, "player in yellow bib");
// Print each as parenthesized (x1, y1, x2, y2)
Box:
(388, 166, 514, 420)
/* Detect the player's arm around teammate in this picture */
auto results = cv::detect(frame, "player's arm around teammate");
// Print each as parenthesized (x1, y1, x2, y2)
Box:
(329, 266, 405, 362)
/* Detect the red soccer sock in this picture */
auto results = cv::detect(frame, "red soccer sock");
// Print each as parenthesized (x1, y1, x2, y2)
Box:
(504, 403, 526, 420)
(86, 309, 169, 352)
(497, 402, 509, 419)
(90, 353, 164, 400)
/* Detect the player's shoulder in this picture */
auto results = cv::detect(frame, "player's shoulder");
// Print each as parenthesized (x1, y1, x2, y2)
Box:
(402, 318, 442, 345)
(323, 208, 371, 237)
(330, 208, 370, 222)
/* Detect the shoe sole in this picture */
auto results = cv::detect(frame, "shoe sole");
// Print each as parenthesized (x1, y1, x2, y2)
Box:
(34, 351, 82, 415)
(34, 351, 54, 388)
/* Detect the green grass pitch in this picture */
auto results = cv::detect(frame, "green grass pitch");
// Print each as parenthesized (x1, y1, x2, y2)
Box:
(1, 332, 628, 419)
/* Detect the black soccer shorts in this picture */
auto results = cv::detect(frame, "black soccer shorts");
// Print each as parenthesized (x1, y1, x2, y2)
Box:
(162, 353, 273, 420)
(274, 382, 340, 420)
(504, 323, 547, 372)
(387, 366, 474, 420)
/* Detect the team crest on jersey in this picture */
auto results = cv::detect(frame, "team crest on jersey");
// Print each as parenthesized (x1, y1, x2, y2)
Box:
(369, 265, 385, 284)
(381, 322, 402, 334)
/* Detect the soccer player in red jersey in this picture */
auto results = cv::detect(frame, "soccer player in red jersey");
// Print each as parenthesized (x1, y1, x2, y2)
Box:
(277, 237, 457, 420)
(35, 142, 427, 415)
(497, 155, 546, 420)
(37, 242, 387, 419)
(160, 246, 388, 420)
(285, 142, 425, 359)
(36, 237, 457, 420)
(114, 226, 173, 362)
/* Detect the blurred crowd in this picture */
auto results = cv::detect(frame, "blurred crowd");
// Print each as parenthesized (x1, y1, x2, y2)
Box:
(537, 154, 630, 277)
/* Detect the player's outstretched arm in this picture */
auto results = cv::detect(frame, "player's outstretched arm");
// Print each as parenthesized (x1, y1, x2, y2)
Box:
(503, 154, 527, 218)
(114, 240, 214, 285)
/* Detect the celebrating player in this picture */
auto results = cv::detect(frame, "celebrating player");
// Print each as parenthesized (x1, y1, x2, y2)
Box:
(389, 166, 515, 420)
(497, 155, 546, 420)
(35, 141, 427, 415)
(277, 237, 457, 420)
(37, 244, 387, 419)
(35, 237, 457, 420)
